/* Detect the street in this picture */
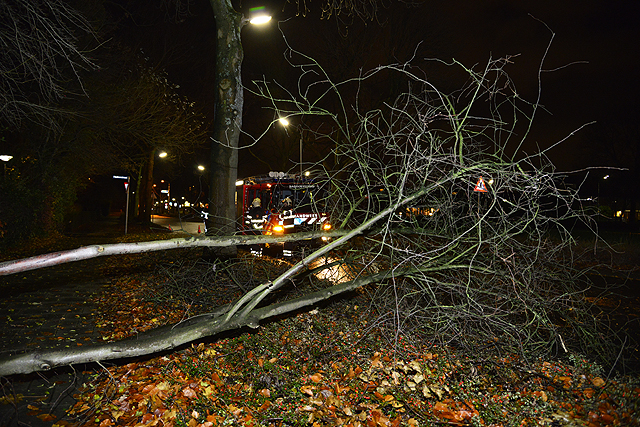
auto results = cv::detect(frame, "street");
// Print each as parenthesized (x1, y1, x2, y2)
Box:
(151, 214, 205, 236)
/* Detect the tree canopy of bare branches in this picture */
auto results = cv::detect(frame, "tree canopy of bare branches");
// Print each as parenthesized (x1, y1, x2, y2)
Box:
(0, 0, 97, 130)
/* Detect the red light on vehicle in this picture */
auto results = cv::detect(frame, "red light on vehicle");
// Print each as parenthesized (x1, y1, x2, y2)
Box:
(322, 223, 332, 231)
(272, 224, 284, 233)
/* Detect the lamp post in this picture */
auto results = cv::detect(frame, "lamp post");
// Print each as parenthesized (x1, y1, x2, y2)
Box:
(0, 155, 12, 179)
(279, 117, 304, 178)
(597, 174, 609, 214)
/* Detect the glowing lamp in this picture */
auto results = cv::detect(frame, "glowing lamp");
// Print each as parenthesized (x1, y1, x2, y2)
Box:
(249, 7, 271, 25)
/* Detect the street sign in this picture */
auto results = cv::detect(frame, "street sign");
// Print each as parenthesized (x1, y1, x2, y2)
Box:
(474, 177, 488, 193)
(113, 175, 131, 235)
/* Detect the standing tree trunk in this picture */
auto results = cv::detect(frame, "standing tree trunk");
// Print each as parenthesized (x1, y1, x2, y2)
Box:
(207, 0, 244, 257)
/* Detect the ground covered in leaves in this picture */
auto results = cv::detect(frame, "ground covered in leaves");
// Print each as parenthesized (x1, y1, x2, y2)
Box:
(50, 255, 640, 426)
(2, 227, 640, 427)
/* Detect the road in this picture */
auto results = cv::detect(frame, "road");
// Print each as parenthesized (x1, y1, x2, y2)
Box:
(151, 214, 205, 236)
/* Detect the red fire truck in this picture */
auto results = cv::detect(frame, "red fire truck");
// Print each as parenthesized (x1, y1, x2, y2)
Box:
(236, 172, 332, 256)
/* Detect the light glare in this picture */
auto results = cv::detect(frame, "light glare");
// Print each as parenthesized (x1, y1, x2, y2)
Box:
(250, 14, 271, 25)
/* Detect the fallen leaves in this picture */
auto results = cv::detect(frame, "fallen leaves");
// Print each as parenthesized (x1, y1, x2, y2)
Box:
(44, 263, 639, 427)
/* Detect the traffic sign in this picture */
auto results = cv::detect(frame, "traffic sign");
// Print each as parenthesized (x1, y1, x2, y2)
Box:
(474, 177, 488, 193)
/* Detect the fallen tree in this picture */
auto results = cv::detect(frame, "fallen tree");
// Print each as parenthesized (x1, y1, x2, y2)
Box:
(2, 47, 625, 377)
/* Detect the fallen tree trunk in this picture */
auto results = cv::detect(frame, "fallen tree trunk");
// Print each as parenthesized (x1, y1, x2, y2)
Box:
(0, 231, 347, 276)
(0, 267, 395, 377)
(0, 179, 457, 376)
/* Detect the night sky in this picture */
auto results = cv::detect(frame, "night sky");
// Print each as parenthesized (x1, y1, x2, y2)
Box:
(116, 0, 640, 189)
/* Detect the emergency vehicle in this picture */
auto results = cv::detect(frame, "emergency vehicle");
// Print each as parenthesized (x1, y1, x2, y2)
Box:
(236, 172, 332, 256)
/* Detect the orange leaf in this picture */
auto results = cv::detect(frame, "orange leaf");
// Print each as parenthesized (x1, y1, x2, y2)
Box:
(99, 418, 113, 427)
(259, 388, 271, 397)
(141, 413, 154, 424)
(211, 372, 222, 384)
(301, 385, 315, 396)
(348, 367, 355, 378)
(591, 377, 605, 387)
(258, 401, 272, 412)
(258, 358, 264, 367)
(310, 373, 323, 383)
(370, 352, 382, 368)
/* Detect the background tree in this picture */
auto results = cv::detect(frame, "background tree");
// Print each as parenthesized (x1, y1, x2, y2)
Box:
(0, 0, 206, 243)
(83, 51, 208, 223)
(0, 0, 98, 131)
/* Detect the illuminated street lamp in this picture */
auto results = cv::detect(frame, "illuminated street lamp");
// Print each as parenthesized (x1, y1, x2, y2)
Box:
(248, 6, 271, 25)
(198, 165, 205, 171)
(1, 155, 12, 178)
(278, 117, 289, 127)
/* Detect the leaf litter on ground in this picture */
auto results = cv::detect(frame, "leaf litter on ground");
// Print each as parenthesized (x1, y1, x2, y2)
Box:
(56, 251, 639, 427)
(4, 236, 639, 427)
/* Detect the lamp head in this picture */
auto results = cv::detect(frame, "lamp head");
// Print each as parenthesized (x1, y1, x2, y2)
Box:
(249, 6, 271, 25)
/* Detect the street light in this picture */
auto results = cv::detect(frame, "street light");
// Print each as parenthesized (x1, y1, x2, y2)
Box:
(198, 165, 205, 171)
(278, 117, 290, 127)
(279, 117, 305, 178)
(1, 155, 12, 178)
(597, 174, 610, 214)
(248, 6, 271, 25)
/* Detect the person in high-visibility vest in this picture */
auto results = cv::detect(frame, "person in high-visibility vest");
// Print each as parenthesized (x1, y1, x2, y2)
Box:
(247, 198, 265, 231)
(247, 197, 264, 256)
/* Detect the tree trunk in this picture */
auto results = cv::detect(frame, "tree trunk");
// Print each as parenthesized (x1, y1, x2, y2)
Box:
(0, 231, 347, 276)
(207, 0, 244, 258)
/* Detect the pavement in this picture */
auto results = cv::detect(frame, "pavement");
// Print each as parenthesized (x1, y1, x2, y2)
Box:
(151, 214, 206, 236)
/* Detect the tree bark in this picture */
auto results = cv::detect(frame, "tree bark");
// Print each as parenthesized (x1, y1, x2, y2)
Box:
(207, 0, 244, 257)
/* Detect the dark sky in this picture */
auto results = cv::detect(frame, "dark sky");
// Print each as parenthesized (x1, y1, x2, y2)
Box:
(127, 0, 640, 181)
